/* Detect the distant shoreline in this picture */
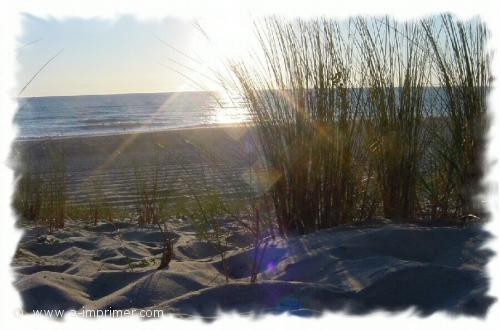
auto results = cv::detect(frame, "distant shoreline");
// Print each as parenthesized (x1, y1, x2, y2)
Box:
(13, 122, 252, 143)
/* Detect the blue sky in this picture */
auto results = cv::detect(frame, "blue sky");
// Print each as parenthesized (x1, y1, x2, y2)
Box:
(17, 15, 209, 97)
(16, 14, 467, 97)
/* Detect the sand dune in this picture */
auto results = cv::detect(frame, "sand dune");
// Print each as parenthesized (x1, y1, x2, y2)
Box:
(12, 220, 494, 318)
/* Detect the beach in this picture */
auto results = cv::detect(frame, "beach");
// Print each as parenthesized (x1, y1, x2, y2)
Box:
(10, 125, 495, 318)
(12, 125, 257, 209)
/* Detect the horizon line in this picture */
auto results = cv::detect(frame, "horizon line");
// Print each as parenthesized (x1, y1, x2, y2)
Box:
(20, 84, 458, 99)
(18, 89, 221, 99)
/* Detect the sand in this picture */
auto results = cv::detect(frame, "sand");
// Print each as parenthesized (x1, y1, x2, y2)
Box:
(11, 125, 257, 208)
(10, 126, 495, 318)
(12, 220, 494, 318)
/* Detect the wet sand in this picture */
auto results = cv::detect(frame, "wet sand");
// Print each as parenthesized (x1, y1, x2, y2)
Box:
(11, 125, 258, 208)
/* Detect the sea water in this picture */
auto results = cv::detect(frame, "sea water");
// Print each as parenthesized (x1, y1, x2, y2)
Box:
(14, 91, 250, 139)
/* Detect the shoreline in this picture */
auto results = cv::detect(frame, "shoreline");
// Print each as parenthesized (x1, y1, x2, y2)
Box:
(13, 122, 253, 143)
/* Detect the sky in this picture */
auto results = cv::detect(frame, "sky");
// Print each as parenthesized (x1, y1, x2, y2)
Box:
(16, 14, 475, 97)
(17, 14, 254, 97)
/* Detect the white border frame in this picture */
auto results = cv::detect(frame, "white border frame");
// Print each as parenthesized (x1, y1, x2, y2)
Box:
(1, 1, 498, 329)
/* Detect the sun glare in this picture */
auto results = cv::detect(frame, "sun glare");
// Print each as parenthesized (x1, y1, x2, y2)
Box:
(184, 16, 256, 90)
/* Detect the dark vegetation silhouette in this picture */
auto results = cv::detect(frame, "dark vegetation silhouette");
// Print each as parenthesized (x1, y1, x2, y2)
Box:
(222, 15, 490, 234)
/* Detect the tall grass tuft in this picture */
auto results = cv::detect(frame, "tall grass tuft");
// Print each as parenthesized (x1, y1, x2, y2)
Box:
(13, 163, 44, 224)
(40, 145, 67, 231)
(422, 15, 491, 217)
(184, 138, 277, 282)
(356, 18, 430, 220)
(229, 18, 367, 235)
(132, 145, 167, 226)
(85, 177, 112, 226)
(178, 160, 232, 281)
(221, 15, 490, 226)
(132, 144, 175, 268)
(13, 143, 68, 231)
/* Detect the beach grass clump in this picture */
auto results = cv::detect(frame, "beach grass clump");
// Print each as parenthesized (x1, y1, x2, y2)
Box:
(179, 163, 232, 281)
(132, 145, 176, 268)
(182, 137, 278, 282)
(39, 145, 68, 231)
(132, 145, 169, 227)
(222, 15, 490, 227)
(13, 165, 44, 224)
(356, 18, 430, 221)
(13, 143, 68, 231)
(228, 18, 370, 234)
(422, 15, 491, 217)
(85, 177, 113, 225)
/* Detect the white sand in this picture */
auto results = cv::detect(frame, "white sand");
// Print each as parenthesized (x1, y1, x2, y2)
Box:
(12, 220, 494, 318)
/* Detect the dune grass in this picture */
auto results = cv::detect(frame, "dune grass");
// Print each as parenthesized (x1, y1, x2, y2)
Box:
(228, 18, 369, 234)
(84, 177, 113, 226)
(223, 15, 490, 232)
(132, 145, 176, 268)
(422, 15, 490, 217)
(181, 138, 278, 282)
(356, 18, 430, 221)
(13, 143, 68, 232)
(13, 165, 43, 224)
(131, 144, 172, 227)
(41, 147, 67, 231)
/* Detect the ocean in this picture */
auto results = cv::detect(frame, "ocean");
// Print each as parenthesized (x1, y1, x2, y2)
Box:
(14, 88, 446, 140)
(14, 92, 250, 139)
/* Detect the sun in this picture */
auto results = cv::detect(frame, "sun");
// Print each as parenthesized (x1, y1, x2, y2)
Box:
(184, 15, 257, 91)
